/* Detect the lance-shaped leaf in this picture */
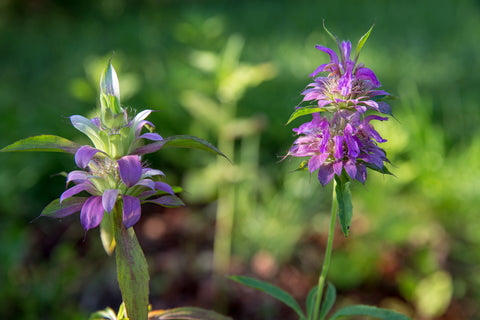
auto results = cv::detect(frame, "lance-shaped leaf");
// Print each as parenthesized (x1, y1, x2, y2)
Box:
(40, 197, 87, 218)
(133, 135, 228, 160)
(0, 135, 80, 154)
(306, 282, 336, 320)
(334, 174, 353, 237)
(286, 106, 325, 125)
(355, 24, 375, 61)
(329, 305, 412, 320)
(230, 275, 306, 320)
(148, 307, 232, 320)
(322, 20, 339, 44)
(114, 210, 150, 320)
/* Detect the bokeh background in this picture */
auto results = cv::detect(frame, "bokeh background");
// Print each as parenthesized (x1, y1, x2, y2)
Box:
(1, 0, 479, 319)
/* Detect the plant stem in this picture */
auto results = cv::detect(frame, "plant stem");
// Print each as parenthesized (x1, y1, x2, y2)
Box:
(311, 179, 338, 320)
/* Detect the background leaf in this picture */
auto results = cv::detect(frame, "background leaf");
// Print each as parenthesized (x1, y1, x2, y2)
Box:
(329, 305, 412, 320)
(230, 275, 306, 319)
(318, 282, 336, 320)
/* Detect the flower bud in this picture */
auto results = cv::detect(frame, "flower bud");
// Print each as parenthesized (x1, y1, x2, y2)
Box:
(100, 62, 122, 114)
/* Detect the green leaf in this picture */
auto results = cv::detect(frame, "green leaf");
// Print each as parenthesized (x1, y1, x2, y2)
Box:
(148, 307, 232, 320)
(329, 305, 412, 320)
(318, 282, 336, 320)
(355, 24, 375, 61)
(133, 135, 228, 160)
(306, 283, 336, 320)
(334, 174, 353, 237)
(0, 135, 80, 153)
(40, 197, 87, 218)
(286, 106, 324, 125)
(114, 210, 150, 320)
(306, 286, 317, 318)
(230, 275, 306, 319)
(322, 20, 339, 44)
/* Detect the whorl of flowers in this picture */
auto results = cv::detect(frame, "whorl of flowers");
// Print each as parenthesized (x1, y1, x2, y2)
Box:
(287, 25, 392, 186)
(55, 64, 184, 231)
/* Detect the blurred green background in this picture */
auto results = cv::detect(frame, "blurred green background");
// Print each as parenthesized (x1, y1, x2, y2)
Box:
(1, 0, 479, 319)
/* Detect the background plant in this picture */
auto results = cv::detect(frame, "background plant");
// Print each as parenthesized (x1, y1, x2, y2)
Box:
(0, 0, 479, 319)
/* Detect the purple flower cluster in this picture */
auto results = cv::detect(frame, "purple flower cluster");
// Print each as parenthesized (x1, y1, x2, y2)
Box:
(288, 36, 392, 186)
(56, 110, 183, 231)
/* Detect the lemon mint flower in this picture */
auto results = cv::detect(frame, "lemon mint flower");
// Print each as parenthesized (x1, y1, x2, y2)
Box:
(287, 25, 392, 186)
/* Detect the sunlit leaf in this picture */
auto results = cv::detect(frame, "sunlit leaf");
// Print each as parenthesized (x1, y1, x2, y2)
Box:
(0, 134, 80, 153)
(355, 24, 375, 61)
(148, 307, 231, 320)
(329, 305, 412, 320)
(230, 275, 306, 320)
(286, 106, 324, 125)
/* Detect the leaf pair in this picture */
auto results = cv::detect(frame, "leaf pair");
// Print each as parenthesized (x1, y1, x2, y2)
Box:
(230, 275, 412, 320)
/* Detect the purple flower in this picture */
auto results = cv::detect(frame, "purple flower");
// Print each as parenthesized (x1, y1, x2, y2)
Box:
(287, 29, 393, 186)
(299, 41, 391, 116)
(289, 109, 389, 186)
(53, 153, 181, 231)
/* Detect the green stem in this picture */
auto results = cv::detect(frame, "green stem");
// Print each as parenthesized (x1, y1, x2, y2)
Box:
(113, 206, 150, 320)
(311, 179, 338, 320)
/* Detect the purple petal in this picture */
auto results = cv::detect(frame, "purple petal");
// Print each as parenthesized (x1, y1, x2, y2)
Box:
(102, 189, 119, 213)
(139, 132, 163, 141)
(60, 182, 92, 202)
(333, 161, 343, 176)
(355, 164, 367, 183)
(333, 135, 345, 159)
(344, 160, 358, 179)
(142, 168, 165, 178)
(309, 63, 329, 78)
(75, 145, 101, 169)
(66, 170, 89, 184)
(340, 41, 352, 62)
(308, 154, 328, 173)
(91, 117, 101, 128)
(135, 120, 155, 136)
(135, 179, 156, 190)
(131, 141, 166, 155)
(154, 181, 174, 195)
(122, 195, 141, 228)
(317, 163, 335, 186)
(315, 45, 339, 65)
(80, 196, 105, 231)
(355, 67, 380, 87)
(117, 155, 143, 187)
